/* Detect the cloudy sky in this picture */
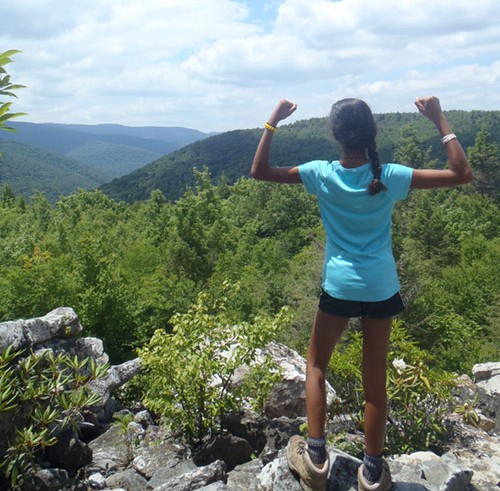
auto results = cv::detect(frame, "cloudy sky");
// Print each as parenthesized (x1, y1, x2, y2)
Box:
(2, 0, 500, 132)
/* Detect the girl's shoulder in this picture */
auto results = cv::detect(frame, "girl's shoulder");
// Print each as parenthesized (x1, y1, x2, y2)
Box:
(381, 162, 413, 178)
(381, 163, 414, 200)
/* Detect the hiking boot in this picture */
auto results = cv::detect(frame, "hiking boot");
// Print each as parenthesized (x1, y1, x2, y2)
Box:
(287, 435, 330, 491)
(357, 458, 392, 491)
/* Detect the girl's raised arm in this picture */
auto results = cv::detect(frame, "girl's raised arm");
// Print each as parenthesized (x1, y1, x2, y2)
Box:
(251, 99, 302, 183)
(411, 96, 473, 189)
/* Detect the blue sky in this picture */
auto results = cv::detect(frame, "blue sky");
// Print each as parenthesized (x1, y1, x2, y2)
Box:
(1, 0, 500, 132)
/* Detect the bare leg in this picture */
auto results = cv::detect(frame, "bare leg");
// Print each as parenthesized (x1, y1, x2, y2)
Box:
(306, 309, 348, 438)
(361, 317, 392, 456)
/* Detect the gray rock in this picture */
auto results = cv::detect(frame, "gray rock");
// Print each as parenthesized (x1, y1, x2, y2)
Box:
(132, 427, 187, 479)
(390, 451, 473, 491)
(251, 448, 361, 491)
(134, 410, 154, 428)
(36, 336, 109, 368)
(45, 427, 92, 474)
(151, 460, 227, 491)
(472, 362, 500, 382)
(89, 424, 133, 471)
(25, 467, 70, 491)
(147, 461, 198, 489)
(446, 419, 500, 490)
(193, 434, 253, 471)
(259, 417, 303, 462)
(252, 449, 304, 491)
(0, 320, 24, 352)
(227, 459, 264, 490)
(88, 472, 106, 488)
(198, 482, 229, 490)
(221, 411, 303, 463)
(472, 361, 500, 432)
(105, 468, 148, 491)
(87, 358, 142, 410)
(263, 342, 337, 419)
(0, 307, 81, 351)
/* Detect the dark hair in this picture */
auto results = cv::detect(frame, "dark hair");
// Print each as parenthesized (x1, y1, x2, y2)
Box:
(329, 98, 386, 195)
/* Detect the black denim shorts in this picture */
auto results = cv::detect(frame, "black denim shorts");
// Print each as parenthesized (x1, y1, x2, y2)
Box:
(318, 289, 405, 319)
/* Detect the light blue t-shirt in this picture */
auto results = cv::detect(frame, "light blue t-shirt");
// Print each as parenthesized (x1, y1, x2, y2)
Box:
(298, 161, 413, 301)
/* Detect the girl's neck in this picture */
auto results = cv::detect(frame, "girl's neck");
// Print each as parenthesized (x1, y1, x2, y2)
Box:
(340, 151, 368, 168)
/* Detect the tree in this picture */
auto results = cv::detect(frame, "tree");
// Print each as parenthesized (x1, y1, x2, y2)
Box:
(467, 128, 499, 199)
(393, 125, 437, 168)
(0, 50, 26, 132)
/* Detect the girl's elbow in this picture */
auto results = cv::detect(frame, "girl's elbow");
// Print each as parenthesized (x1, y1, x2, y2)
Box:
(251, 167, 264, 180)
(251, 160, 270, 180)
(459, 169, 474, 185)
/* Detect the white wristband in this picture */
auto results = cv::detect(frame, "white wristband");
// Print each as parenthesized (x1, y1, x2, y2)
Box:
(441, 133, 457, 144)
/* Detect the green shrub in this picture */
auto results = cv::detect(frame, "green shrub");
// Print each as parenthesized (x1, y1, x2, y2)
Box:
(139, 283, 291, 446)
(0, 346, 108, 489)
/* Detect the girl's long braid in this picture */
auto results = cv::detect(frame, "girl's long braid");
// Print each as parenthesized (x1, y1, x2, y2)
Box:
(367, 141, 386, 195)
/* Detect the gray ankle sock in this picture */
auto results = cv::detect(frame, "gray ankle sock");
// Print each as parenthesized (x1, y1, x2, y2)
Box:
(306, 436, 327, 465)
(363, 451, 383, 483)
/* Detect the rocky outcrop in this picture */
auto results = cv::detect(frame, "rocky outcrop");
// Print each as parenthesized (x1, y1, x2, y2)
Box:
(473, 361, 500, 432)
(0, 308, 141, 486)
(0, 307, 82, 351)
(79, 419, 485, 490)
(0, 310, 499, 490)
(80, 358, 500, 491)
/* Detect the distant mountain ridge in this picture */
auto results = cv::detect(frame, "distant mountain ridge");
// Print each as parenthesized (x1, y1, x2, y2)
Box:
(100, 109, 500, 203)
(1, 121, 211, 174)
(2, 110, 499, 204)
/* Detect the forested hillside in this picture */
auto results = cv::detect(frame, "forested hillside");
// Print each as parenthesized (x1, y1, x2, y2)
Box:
(0, 140, 107, 202)
(101, 110, 500, 202)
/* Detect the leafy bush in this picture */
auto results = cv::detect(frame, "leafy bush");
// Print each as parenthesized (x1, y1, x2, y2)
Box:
(0, 50, 26, 133)
(139, 283, 291, 446)
(327, 320, 453, 456)
(0, 346, 108, 489)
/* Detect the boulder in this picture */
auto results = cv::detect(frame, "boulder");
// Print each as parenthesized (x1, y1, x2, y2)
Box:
(226, 459, 264, 490)
(45, 427, 92, 475)
(0, 307, 82, 352)
(193, 434, 253, 471)
(105, 468, 148, 491)
(263, 342, 338, 419)
(88, 423, 133, 472)
(150, 460, 227, 491)
(472, 361, 500, 431)
(36, 336, 109, 367)
(389, 451, 472, 490)
(132, 435, 188, 479)
(88, 358, 142, 404)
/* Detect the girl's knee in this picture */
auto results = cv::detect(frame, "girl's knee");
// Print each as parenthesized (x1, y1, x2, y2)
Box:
(364, 388, 387, 406)
(306, 362, 327, 382)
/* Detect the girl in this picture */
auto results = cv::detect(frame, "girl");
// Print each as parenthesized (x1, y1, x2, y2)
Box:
(251, 96, 472, 491)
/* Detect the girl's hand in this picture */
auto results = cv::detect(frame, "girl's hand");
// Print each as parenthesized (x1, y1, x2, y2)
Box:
(268, 99, 298, 126)
(415, 96, 444, 125)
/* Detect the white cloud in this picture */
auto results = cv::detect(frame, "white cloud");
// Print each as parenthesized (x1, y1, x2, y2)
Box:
(1, 0, 500, 132)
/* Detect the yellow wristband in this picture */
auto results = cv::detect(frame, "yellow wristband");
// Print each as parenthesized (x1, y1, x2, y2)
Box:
(264, 122, 277, 132)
